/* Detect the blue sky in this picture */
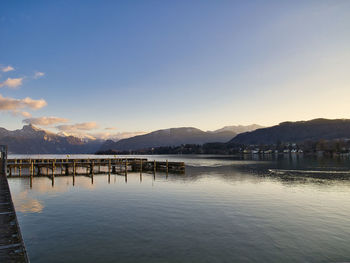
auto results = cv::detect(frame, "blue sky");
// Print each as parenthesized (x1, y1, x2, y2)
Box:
(1, 0, 350, 139)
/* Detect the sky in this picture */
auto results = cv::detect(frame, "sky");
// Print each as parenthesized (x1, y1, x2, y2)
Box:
(1, 0, 350, 139)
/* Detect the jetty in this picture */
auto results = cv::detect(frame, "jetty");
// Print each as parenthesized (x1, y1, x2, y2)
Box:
(0, 146, 29, 262)
(6, 157, 185, 178)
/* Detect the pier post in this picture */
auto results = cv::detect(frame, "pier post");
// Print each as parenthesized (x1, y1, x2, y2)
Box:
(65, 164, 69, 175)
(31, 160, 34, 177)
(19, 160, 22, 177)
(90, 160, 94, 175)
(153, 160, 156, 174)
(139, 160, 142, 183)
(125, 159, 128, 175)
(52, 160, 55, 177)
(140, 159, 142, 175)
(30, 174, 33, 188)
(30, 160, 34, 188)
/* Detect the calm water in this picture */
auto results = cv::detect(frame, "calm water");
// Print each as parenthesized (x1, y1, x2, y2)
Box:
(8, 155, 350, 262)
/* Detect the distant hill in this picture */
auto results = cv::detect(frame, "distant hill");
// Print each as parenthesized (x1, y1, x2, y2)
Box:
(100, 127, 238, 151)
(0, 125, 103, 154)
(212, 124, 264, 134)
(229, 118, 350, 145)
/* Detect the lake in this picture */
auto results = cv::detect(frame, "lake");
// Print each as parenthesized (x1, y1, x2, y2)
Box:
(8, 154, 350, 262)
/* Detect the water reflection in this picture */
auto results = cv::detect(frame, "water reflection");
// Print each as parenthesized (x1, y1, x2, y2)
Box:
(7, 156, 350, 263)
(12, 191, 44, 213)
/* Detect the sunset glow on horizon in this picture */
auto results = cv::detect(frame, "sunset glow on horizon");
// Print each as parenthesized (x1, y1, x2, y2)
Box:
(1, 1, 350, 138)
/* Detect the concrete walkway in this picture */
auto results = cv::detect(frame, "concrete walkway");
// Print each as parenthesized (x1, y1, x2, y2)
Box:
(0, 173, 29, 262)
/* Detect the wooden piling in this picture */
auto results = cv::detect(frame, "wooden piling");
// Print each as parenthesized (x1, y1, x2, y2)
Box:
(140, 159, 142, 175)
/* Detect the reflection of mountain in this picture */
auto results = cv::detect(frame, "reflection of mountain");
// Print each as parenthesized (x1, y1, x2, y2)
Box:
(0, 125, 103, 154)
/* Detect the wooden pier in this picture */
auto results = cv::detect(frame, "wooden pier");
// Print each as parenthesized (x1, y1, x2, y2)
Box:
(6, 157, 185, 178)
(0, 146, 29, 262)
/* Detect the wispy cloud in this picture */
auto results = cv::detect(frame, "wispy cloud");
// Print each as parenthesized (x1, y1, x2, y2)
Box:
(0, 93, 47, 111)
(11, 111, 32, 118)
(105, 127, 118, 130)
(0, 77, 23, 89)
(20, 111, 32, 118)
(1, 65, 14, 72)
(34, 71, 45, 79)
(23, 116, 69, 126)
(56, 122, 98, 132)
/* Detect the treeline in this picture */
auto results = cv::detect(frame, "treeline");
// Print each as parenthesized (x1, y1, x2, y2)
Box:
(96, 142, 242, 155)
(96, 143, 243, 155)
(96, 138, 350, 156)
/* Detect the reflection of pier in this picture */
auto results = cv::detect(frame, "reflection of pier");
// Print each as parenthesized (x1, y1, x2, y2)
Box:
(0, 145, 29, 262)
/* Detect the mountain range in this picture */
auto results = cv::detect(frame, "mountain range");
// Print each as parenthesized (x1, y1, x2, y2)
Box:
(0, 125, 103, 154)
(99, 125, 264, 151)
(229, 118, 350, 145)
(0, 124, 262, 154)
(5, 119, 349, 154)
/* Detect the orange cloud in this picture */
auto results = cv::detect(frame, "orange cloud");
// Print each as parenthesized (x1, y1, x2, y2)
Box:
(0, 77, 23, 89)
(56, 122, 98, 132)
(0, 93, 47, 111)
(23, 116, 69, 126)
(1, 65, 15, 72)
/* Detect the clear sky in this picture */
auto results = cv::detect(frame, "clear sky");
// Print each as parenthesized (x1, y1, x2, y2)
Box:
(1, 0, 350, 139)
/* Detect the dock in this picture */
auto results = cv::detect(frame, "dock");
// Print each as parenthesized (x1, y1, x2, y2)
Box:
(6, 157, 185, 178)
(0, 146, 29, 262)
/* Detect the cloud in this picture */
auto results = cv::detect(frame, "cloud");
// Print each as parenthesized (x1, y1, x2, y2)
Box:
(0, 77, 23, 88)
(1, 65, 14, 72)
(21, 97, 47, 109)
(11, 111, 32, 118)
(20, 111, 32, 118)
(105, 127, 117, 130)
(23, 116, 69, 126)
(0, 93, 47, 111)
(34, 71, 45, 79)
(56, 122, 98, 132)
